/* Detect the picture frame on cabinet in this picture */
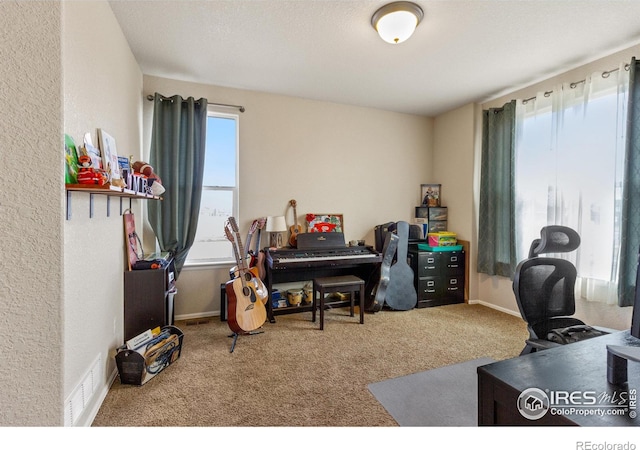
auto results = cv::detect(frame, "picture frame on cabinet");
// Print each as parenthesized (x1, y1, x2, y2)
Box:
(421, 183, 441, 207)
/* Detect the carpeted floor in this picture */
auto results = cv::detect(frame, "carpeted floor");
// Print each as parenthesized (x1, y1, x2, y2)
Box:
(92, 303, 528, 427)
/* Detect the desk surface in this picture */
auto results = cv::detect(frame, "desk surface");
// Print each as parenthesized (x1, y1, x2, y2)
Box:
(478, 330, 640, 426)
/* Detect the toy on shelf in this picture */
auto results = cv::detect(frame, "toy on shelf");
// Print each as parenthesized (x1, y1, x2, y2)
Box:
(76, 155, 108, 185)
(132, 161, 165, 196)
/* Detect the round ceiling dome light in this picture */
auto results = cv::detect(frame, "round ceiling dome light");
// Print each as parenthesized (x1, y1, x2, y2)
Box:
(371, 2, 424, 44)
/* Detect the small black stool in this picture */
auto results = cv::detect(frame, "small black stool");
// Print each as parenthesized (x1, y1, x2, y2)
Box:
(312, 275, 365, 330)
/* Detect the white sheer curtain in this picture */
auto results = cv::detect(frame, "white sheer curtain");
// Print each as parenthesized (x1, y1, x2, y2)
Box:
(514, 63, 629, 304)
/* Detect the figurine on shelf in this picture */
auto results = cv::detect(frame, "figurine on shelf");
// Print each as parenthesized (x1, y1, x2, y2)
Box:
(132, 161, 165, 196)
(77, 155, 108, 185)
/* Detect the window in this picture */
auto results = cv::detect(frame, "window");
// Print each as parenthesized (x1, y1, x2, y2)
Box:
(514, 65, 629, 303)
(186, 111, 239, 264)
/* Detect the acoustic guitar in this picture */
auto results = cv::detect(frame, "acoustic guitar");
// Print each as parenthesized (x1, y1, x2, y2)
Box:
(229, 218, 268, 292)
(289, 199, 304, 247)
(229, 218, 259, 280)
(384, 221, 417, 311)
(224, 217, 268, 334)
(249, 217, 267, 281)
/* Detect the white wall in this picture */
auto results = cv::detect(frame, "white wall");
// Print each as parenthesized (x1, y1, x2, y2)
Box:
(143, 75, 434, 318)
(62, 1, 143, 426)
(0, 1, 64, 426)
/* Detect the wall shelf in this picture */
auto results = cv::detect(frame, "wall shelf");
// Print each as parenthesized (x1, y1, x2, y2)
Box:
(65, 184, 162, 220)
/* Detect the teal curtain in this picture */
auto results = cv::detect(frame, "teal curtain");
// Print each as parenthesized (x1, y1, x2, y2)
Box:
(478, 100, 517, 278)
(618, 58, 640, 307)
(148, 93, 208, 277)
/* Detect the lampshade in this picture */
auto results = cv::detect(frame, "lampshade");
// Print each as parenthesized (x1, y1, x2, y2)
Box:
(371, 1, 423, 44)
(266, 216, 287, 232)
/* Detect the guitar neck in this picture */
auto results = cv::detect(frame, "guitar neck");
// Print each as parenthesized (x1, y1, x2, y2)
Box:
(234, 232, 249, 271)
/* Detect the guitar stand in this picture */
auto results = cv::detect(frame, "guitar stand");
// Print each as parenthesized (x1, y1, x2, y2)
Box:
(228, 329, 264, 353)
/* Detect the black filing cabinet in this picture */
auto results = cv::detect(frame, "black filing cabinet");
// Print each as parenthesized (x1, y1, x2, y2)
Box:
(408, 248, 465, 308)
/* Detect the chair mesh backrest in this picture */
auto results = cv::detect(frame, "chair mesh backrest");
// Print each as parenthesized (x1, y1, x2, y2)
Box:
(513, 257, 577, 324)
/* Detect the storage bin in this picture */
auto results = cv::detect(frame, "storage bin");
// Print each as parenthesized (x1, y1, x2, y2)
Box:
(428, 231, 457, 247)
(115, 325, 183, 385)
(427, 220, 447, 232)
(428, 207, 448, 221)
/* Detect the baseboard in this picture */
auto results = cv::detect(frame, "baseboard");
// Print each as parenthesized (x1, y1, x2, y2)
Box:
(175, 311, 219, 321)
(468, 299, 522, 318)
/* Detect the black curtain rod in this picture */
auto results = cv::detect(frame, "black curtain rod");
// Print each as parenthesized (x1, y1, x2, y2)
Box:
(146, 94, 245, 113)
(522, 63, 630, 105)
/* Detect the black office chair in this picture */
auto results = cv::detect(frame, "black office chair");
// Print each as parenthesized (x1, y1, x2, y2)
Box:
(513, 225, 599, 355)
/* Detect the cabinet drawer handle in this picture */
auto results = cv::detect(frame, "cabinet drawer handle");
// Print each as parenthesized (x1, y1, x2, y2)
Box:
(426, 281, 435, 287)
(451, 256, 458, 262)
(449, 279, 458, 285)
(427, 258, 435, 263)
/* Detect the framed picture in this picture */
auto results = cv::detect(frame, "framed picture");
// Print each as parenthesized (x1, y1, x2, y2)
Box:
(305, 214, 343, 233)
(421, 183, 441, 207)
(123, 209, 141, 271)
(98, 129, 122, 183)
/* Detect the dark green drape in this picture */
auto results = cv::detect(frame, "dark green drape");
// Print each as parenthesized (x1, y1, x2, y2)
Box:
(478, 100, 517, 278)
(618, 58, 640, 307)
(148, 93, 208, 277)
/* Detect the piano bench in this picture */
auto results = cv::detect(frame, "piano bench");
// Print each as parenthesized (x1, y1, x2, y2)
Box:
(311, 275, 365, 330)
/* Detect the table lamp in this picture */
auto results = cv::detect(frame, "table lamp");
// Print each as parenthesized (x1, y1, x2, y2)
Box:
(266, 216, 287, 248)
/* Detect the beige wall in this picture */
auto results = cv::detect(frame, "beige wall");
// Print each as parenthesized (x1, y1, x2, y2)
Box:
(62, 1, 143, 426)
(0, 1, 64, 426)
(432, 103, 479, 300)
(143, 75, 434, 318)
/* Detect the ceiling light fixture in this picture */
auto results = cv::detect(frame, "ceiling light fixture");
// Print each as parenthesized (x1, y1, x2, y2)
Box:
(371, 1, 423, 44)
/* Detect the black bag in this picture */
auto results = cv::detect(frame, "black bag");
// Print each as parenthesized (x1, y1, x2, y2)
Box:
(546, 324, 608, 345)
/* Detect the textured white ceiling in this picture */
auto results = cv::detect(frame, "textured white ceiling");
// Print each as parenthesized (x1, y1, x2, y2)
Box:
(109, 0, 640, 116)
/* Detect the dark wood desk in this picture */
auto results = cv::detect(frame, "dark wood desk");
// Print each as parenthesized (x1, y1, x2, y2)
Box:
(478, 330, 640, 426)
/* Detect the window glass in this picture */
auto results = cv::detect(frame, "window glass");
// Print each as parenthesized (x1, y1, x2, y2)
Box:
(515, 76, 627, 294)
(186, 113, 238, 264)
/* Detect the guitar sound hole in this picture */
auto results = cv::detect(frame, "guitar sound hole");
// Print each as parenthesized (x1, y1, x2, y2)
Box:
(244, 272, 252, 281)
